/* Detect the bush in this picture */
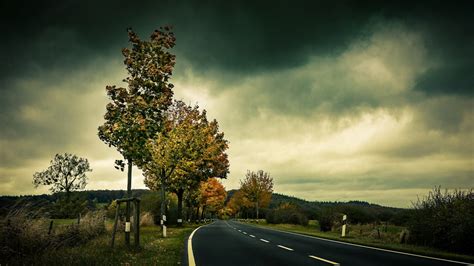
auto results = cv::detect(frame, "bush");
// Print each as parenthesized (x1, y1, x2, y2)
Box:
(318, 207, 338, 232)
(408, 187, 473, 254)
(266, 203, 308, 226)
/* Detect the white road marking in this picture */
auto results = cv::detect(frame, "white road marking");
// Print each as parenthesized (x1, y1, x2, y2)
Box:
(277, 245, 294, 251)
(309, 255, 340, 265)
(238, 230, 241, 232)
(243, 232, 247, 235)
(250, 234, 255, 238)
(240, 222, 471, 265)
(260, 239, 269, 243)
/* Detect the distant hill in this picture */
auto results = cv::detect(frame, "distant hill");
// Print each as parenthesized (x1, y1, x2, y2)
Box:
(1, 189, 408, 224)
(226, 189, 407, 223)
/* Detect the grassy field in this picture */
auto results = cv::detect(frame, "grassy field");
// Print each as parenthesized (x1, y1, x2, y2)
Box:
(240, 219, 474, 263)
(5, 224, 198, 265)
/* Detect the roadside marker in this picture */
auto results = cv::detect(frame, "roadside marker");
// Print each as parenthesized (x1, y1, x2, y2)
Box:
(260, 239, 269, 243)
(309, 255, 340, 265)
(277, 245, 294, 251)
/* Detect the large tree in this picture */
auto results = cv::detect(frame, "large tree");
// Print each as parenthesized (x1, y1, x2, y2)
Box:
(144, 101, 229, 227)
(33, 153, 92, 200)
(98, 27, 176, 244)
(240, 170, 274, 219)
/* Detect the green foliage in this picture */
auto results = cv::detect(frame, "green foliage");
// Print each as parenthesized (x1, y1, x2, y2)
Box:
(98, 27, 176, 166)
(51, 194, 88, 219)
(318, 207, 338, 231)
(408, 187, 474, 254)
(266, 203, 308, 226)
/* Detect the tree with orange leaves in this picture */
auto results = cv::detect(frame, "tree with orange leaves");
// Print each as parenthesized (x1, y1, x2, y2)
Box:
(199, 178, 227, 219)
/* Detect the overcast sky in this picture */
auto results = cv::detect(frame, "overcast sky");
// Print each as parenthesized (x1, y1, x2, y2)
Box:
(1, 0, 473, 207)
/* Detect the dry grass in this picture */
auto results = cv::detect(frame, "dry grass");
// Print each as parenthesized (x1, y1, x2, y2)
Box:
(0, 207, 106, 262)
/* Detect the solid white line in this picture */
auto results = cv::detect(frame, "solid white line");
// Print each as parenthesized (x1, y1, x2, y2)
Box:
(309, 255, 340, 265)
(238, 222, 471, 265)
(277, 245, 294, 251)
(250, 234, 255, 238)
(260, 239, 269, 243)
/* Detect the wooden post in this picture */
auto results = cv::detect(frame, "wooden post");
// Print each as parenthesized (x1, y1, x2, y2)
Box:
(125, 159, 132, 247)
(111, 202, 120, 248)
(77, 213, 81, 225)
(134, 199, 140, 248)
(48, 220, 54, 235)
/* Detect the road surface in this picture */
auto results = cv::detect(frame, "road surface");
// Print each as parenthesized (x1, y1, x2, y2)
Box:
(186, 220, 471, 266)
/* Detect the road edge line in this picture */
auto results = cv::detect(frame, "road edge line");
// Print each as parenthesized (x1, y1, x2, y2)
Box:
(309, 255, 340, 265)
(188, 222, 213, 266)
(236, 221, 471, 265)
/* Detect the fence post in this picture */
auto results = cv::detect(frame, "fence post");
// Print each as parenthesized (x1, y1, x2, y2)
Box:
(48, 220, 54, 235)
(111, 202, 120, 248)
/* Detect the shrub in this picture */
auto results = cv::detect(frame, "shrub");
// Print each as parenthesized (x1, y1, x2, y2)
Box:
(318, 207, 337, 232)
(266, 203, 308, 226)
(140, 212, 155, 226)
(408, 187, 473, 254)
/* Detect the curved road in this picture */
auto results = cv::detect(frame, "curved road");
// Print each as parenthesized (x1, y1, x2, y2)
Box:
(186, 220, 471, 266)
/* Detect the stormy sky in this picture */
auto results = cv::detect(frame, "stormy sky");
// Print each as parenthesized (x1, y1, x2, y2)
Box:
(1, 0, 473, 207)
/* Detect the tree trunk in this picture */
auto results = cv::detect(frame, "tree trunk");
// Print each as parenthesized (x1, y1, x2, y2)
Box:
(201, 205, 206, 221)
(177, 189, 184, 226)
(125, 159, 132, 246)
(160, 177, 166, 237)
(256, 201, 259, 220)
(195, 206, 199, 223)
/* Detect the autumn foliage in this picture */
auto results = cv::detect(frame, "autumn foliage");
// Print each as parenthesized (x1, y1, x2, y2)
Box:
(238, 170, 274, 219)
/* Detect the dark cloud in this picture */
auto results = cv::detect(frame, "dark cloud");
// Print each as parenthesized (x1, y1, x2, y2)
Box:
(1, 1, 473, 204)
(2, 0, 473, 87)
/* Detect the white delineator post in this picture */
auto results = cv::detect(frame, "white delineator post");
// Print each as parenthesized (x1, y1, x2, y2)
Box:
(125, 222, 131, 233)
(341, 215, 347, 237)
(162, 215, 167, 237)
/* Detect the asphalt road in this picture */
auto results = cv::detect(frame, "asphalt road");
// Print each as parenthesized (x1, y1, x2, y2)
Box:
(187, 220, 471, 266)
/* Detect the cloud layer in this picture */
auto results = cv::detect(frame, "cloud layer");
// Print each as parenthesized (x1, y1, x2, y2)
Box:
(1, 1, 472, 207)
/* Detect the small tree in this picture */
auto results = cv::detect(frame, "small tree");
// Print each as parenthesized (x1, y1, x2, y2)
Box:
(33, 153, 92, 200)
(240, 170, 273, 219)
(199, 178, 227, 219)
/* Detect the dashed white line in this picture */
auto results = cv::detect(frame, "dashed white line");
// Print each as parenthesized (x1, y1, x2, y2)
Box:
(238, 230, 241, 232)
(260, 239, 269, 243)
(243, 232, 247, 235)
(241, 222, 471, 265)
(277, 245, 294, 251)
(309, 255, 339, 265)
(249, 234, 255, 238)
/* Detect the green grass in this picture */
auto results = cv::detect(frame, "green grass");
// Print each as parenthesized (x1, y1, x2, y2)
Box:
(240, 219, 474, 263)
(8, 224, 198, 265)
